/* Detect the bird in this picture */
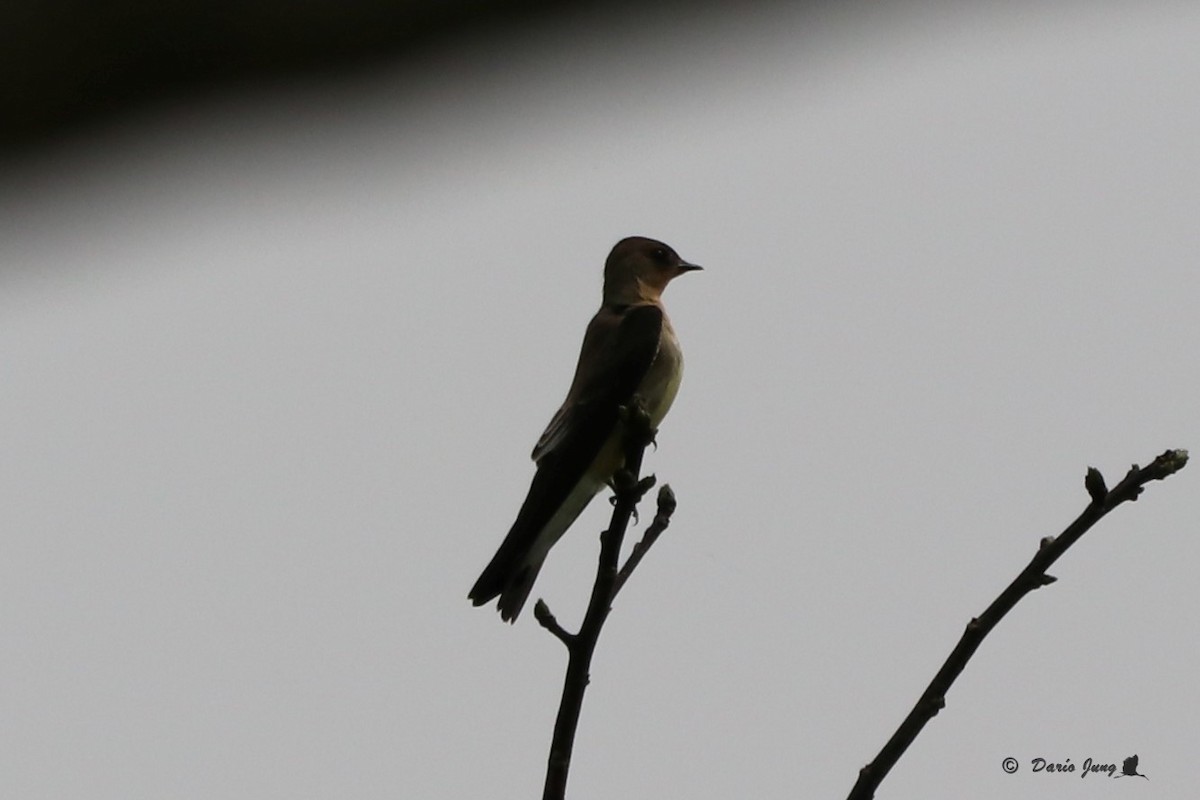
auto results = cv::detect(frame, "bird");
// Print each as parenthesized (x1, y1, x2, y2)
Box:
(469, 236, 701, 622)
(1118, 755, 1148, 779)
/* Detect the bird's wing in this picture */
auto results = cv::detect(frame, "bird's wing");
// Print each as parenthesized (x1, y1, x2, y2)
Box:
(468, 305, 664, 613)
(531, 303, 663, 465)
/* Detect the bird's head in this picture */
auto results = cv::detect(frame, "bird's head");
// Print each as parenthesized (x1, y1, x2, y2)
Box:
(603, 236, 701, 305)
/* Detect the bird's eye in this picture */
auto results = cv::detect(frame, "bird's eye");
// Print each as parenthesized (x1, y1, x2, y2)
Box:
(651, 248, 669, 263)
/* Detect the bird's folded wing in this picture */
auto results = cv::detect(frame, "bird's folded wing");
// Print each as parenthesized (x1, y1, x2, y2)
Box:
(531, 303, 664, 467)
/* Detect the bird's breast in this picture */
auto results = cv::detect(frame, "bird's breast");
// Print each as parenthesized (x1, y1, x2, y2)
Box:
(638, 319, 684, 429)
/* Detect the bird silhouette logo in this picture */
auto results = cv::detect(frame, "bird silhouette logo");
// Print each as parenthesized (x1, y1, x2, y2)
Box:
(1116, 754, 1149, 779)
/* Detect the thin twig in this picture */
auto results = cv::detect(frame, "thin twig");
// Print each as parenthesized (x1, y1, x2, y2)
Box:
(848, 448, 1188, 800)
(614, 484, 677, 596)
(533, 601, 573, 647)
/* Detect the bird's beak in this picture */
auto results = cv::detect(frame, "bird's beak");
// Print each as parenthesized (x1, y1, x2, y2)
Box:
(676, 261, 703, 273)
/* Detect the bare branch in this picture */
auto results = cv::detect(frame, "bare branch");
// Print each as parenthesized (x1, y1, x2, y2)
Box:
(614, 484, 678, 597)
(541, 402, 671, 800)
(848, 448, 1188, 800)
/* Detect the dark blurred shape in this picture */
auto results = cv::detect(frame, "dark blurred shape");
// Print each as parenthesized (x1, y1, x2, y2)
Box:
(2, 0, 656, 155)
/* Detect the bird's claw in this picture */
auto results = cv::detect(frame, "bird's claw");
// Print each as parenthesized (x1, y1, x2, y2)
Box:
(635, 475, 657, 497)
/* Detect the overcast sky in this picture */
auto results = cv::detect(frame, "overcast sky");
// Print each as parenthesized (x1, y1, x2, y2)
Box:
(2, 1, 1196, 798)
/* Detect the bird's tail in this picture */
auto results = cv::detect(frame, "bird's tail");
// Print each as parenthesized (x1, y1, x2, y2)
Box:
(496, 559, 545, 622)
(469, 453, 605, 623)
(468, 555, 545, 623)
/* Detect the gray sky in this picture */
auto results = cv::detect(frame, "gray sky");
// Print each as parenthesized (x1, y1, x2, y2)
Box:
(2, 1, 1196, 798)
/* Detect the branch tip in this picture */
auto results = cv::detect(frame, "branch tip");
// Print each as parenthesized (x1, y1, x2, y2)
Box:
(1149, 448, 1189, 479)
(1084, 467, 1107, 502)
(534, 599, 573, 646)
(657, 484, 677, 516)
